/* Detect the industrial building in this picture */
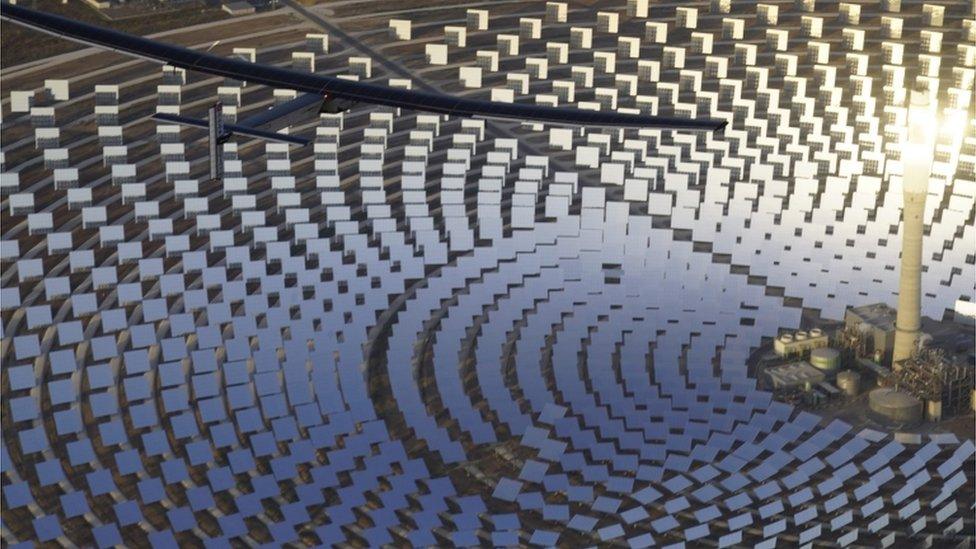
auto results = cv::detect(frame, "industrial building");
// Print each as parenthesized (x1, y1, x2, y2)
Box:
(892, 349, 976, 420)
(763, 361, 826, 391)
(772, 328, 829, 358)
(845, 303, 897, 365)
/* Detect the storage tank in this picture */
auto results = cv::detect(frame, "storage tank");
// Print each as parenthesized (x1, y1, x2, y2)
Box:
(869, 388, 922, 423)
(780, 333, 794, 343)
(809, 347, 841, 372)
(836, 370, 860, 397)
(795, 331, 809, 341)
(809, 328, 823, 338)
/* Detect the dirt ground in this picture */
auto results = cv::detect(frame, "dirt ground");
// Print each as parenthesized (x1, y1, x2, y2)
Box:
(1, 0, 229, 68)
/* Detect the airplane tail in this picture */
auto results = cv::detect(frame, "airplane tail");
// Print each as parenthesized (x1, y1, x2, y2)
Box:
(151, 103, 310, 181)
(151, 112, 311, 145)
(208, 102, 224, 181)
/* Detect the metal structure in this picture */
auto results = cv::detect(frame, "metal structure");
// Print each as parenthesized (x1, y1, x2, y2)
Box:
(894, 348, 976, 417)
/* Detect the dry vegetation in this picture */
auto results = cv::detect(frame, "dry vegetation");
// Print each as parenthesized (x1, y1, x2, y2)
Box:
(1, 0, 229, 68)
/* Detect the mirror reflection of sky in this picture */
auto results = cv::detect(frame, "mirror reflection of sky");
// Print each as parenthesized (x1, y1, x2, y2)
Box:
(2, 0, 975, 546)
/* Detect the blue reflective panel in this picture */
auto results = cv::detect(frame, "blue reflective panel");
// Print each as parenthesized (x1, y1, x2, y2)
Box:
(167, 506, 197, 532)
(491, 531, 519, 546)
(86, 469, 116, 496)
(61, 491, 90, 518)
(100, 308, 127, 333)
(92, 524, 123, 548)
(593, 496, 622, 514)
(10, 396, 39, 422)
(8, 365, 35, 391)
(651, 514, 680, 533)
(4, 482, 34, 508)
(187, 486, 216, 512)
(49, 349, 77, 374)
(114, 500, 143, 526)
(529, 530, 560, 546)
(123, 375, 152, 402)
(19, 426, 49, 454)
(218, 514, 247, 538)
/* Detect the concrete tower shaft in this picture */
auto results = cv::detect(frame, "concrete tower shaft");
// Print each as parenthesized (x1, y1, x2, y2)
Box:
(892, 90, 936, 367)
(893, 190, 927, 366)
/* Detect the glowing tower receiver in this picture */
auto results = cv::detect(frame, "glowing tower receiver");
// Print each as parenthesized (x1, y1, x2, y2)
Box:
(892, 88, 937, 367)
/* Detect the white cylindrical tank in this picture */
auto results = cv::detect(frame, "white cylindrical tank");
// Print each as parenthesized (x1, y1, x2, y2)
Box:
(810, 347, 841, 372)
(869, 388, 923, 423)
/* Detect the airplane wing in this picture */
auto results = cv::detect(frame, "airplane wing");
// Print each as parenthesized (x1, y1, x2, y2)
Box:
(1, 2, 727, 131)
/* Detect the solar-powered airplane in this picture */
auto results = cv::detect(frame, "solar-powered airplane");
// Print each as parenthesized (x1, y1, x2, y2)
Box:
(1, 2, 726, 179)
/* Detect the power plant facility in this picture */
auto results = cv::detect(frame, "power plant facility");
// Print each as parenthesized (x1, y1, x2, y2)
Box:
(758, 300, 974, 426)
